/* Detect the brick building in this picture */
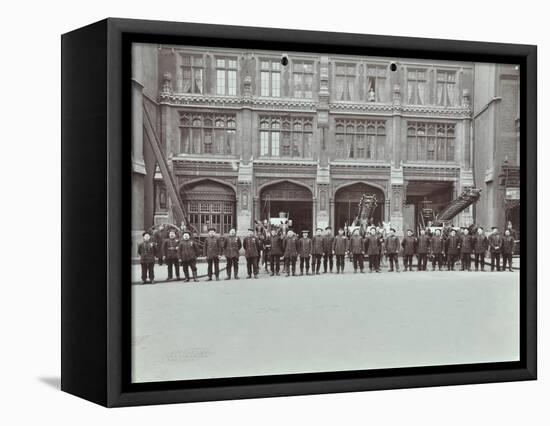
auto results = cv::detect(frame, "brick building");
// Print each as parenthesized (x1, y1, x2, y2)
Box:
(131, 43, 519, 245)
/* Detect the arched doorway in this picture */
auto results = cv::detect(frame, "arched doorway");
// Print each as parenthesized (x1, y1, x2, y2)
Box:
(334, 182, 385, 228)
(260, 181, 313, 234)
(180, 179, 236, 236)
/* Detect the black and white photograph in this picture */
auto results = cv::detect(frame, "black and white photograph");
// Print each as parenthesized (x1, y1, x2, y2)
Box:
(130, 42, 522, 383)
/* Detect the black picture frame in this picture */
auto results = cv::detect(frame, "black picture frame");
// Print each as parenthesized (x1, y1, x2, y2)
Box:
(61, 18, 537, 407)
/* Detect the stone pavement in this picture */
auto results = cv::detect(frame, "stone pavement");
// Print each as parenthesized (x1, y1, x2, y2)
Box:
(131, 267, 520, 383)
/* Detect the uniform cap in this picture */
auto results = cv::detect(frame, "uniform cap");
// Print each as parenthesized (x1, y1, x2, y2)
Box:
(248, 228, 254, 231)
(302, 230, 309, 233)
(325, 226, 332, 230)
(182, 230, 191, 236)
(389, 228, 396, 232)
(142, 231, 150, 236)
(208, 227, 216, 232)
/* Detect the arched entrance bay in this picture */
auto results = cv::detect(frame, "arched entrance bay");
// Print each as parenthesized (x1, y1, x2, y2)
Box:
(260, 181, 313, 234)
(180, 179, 236, 236)
(334, 182, 385, 228)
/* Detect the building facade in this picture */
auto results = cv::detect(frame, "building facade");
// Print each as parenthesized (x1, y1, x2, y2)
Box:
(473, 63, 520, 235)
(131, 43, 518, 242)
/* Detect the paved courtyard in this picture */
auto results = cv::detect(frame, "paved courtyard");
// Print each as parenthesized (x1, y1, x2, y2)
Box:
(131, 266, 520, 383)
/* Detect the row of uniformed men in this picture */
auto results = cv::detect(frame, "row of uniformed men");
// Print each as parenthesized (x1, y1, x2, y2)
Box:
(137, 225, 516, 284)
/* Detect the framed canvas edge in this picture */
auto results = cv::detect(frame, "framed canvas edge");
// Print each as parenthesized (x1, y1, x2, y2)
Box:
(88, 18, 536, 407)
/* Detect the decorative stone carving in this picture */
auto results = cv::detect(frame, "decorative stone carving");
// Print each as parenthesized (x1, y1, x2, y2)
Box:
(160, 72, 173, 97)
(462, 89, 471, 108)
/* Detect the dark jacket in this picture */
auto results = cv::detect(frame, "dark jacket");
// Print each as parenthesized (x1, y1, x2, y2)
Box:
(502, 235, 516, 254)
(445, 235, 461, 255)
(269, 234, 283, 256)
(178, 239, 200, 261)
(203, 235, 222, 259)
(416, 235, 431, 254)
(162, 237, 180, 259)
(460, 234, 473, 254)
(401, 236, 416, 255)
(332, 235, 348, 255)
(243, 236, 260, 258)
(473, 234, 489, 254)
(298, 237, 312, 257)
(138, 241, 157, 263)
(365, 235, 382, 255)
(431, 236, 445, 254)
(488, 233, 503, 253)
(312, 236, 324, 255)
(283, 236, 299, 258)
(385, 235, 400, 254)
(322, 235, 335, 254)
(223, 236, 242, 258)
(349, 235, 365, 254)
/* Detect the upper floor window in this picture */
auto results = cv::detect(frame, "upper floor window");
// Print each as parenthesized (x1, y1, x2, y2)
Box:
(334, 119, 386, 160)
(259, 116, 314, 159)
(180, 55, 204, 94)
(179, 112, 236, 155)
(335, 63, 356, 101)
(436, 70, 458, 106)
(260, 60, 281, 97)
(216, 58, 238, 96)
(292, 61, 314, 98)
(407, 68, 427, 105)
(406, 122, 455, 162)
(366, 64, 388, 102)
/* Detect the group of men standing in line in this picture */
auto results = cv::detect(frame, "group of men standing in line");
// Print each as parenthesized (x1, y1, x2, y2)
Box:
(136, 223, 516, 284)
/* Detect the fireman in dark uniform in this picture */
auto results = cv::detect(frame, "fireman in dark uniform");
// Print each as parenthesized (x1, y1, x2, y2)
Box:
(268, 228, 283, 276)
(162, 230, 180, 281)
(137, 231, 157, 284)
(502, 229, 516, 272)
(283, 229, 299, 276)
(416, 228, 430, 271)
(349, 228, 365, 273)
(311, 228, 324, 275)
(460, 228, 473, 271)
(385, 228, 400, 272)
(333, 228, 349, 274)
(401, 229, 416, 272)
(488, 226, 503, 271)
(298, 230, 312, 275)
(203, 227, 222, 281)
(473, 226, 489, 271)
(445, 229, 461, 271)
(178, 231, 200, 282)
(430, 229, 445, 271)
(223, 228, 242, 280)
(365, 226, 382, 273)
(322, 227, 335, 273)
(243, 228, 260, 279)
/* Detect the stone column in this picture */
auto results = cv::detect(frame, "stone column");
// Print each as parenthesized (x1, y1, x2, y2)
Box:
(236, 162, 253, 236)
(317, 56, 330, 167)
(330, 198, 335, 230)
(315, 164, 330, 229)
(391, 83, 403, 167)
(389, 166, 404, 236)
